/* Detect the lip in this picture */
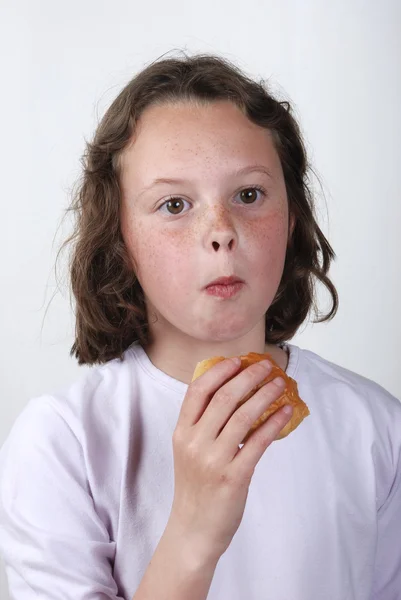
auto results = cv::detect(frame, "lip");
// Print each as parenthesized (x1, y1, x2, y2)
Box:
(204, 275, 244, 288)
(205, 281, 244, 299)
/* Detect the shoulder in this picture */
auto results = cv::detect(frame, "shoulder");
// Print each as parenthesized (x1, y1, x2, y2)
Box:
(290, 344, 401, 506)
(1, 346, 141, 462)
(290, 342, 401, 453)
(0, 346, 146, 529)
(294, 343, 401, 418)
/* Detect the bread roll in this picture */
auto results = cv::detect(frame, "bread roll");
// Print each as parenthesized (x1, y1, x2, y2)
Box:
(192, 351, 310, 444)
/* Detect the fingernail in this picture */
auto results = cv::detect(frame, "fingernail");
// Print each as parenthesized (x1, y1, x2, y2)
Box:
(259, 359, 272, 369)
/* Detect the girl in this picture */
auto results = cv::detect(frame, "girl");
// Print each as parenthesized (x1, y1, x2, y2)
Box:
(0, 52, 400, 600)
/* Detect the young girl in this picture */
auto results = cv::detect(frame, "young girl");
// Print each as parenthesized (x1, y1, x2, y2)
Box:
(0, 53, 400, 600)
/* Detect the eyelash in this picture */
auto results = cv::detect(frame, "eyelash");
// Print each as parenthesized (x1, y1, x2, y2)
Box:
(156, 185, 267, 215)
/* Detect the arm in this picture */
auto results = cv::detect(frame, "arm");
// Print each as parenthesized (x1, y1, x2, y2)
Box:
(0, 397, 125, 599)
(370, 439, 401, 598)
(132, 521, 219, 600)
(0, 397, 220, 600)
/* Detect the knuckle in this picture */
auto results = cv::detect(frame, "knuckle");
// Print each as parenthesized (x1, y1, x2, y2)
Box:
(201, 453, 216, 475)
(272, 376, 285, 390)
(248, 363, 264, 377)
(251, 417, 280, 447)
(172, 425, 182, 441)
(262, 384, 279, 401)
(203, 454, 228, 483)
(255, 425, 276, 447)
(257, 436, 274, 451)
(261, 379, 284, 401)
(252, 361, 269, 373)
(189, 378, 204, 395)
(239, 369, 259, 390)
(185, 438, 201, 460)
(172, 426, 194, 447)
(215, 388, 233, 407)
(270, 412, 286, 430)
(234, 407, 254, 428)
(246, 362, 267, 382)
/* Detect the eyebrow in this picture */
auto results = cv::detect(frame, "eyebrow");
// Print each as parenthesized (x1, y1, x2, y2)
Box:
(137, 164, 274, 198)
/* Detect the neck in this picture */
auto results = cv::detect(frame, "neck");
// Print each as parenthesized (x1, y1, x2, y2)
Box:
(142, 338, 289, 385)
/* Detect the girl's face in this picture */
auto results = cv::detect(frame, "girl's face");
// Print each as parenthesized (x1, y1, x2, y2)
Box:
(120, 100, 294, 351)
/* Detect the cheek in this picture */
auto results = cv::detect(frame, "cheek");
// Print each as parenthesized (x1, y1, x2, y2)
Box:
(125, 219, 192, 287)
(243, 209, 289, 269)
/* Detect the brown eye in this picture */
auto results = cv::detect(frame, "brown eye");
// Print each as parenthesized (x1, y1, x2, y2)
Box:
(165, 198, 186, 215)
(240, 188, 259, 204)
(157, 186, 266, 216)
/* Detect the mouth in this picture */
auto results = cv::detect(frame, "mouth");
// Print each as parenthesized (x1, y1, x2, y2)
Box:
(204, 280, 245, 299)
(204, 275, 245, 288)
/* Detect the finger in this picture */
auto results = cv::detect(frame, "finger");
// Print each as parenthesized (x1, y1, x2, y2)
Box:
(198, 360, 273, 441)
(214, 375, 288, 460)
(177, 358, 241, 427)
(231, 405, 293, 476)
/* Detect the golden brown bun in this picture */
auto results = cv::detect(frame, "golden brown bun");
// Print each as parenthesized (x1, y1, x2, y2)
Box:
(192, 351, 310, 444)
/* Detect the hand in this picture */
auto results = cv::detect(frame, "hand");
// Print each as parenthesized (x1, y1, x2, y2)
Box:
(168, 357, 293, 565)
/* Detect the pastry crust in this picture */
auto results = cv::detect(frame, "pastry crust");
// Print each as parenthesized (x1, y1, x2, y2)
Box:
(192, 351, 310, 444)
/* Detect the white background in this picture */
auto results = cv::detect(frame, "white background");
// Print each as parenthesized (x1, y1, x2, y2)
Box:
(0, 1, 400, 597)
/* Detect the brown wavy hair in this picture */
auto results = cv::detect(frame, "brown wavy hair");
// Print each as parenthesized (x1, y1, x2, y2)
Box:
(56, 50, 339, 366)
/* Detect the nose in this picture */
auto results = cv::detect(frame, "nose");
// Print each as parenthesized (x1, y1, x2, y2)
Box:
(211, 234, 235, 251)
(206, 206, 237, 251)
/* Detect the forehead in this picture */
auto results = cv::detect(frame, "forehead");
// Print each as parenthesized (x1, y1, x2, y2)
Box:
(119, 101, 282, 180)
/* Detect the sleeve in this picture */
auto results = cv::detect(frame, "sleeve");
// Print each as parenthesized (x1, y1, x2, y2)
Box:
(0, 397, 125, 600)
(370, 438, 401, 598)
